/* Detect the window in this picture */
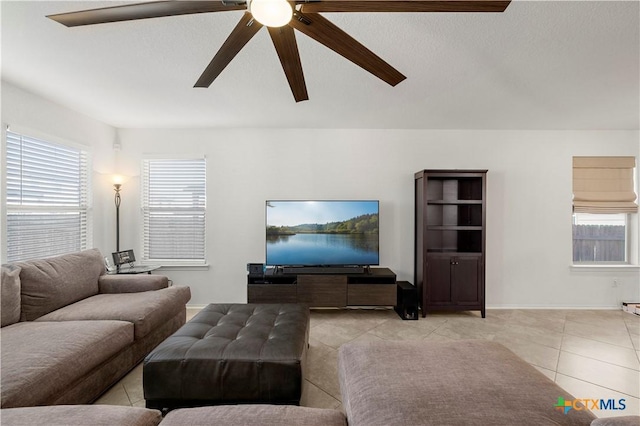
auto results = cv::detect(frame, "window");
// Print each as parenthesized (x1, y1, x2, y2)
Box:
(573, 213, 627, 263)
(5, 130, 91, 262)
(572, 156, 637, 265)
(141, 158, 206, 263)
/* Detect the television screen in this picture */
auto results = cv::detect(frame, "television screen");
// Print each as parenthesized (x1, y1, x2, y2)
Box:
(266, 200, 379, 266)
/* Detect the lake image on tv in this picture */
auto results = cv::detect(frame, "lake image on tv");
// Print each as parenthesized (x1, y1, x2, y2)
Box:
(266, 201, 379, 266)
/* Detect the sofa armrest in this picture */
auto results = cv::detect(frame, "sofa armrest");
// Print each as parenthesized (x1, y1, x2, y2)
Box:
(98, 274, 168, 294)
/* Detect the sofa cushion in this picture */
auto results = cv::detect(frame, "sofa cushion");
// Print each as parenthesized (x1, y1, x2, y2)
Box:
(161, 405, 347, 426)
(98, 274, 168, 293)
(1, 264, 21, 326)
(0, 405, 162, 426)
(17, 248, 104, 321)
(0, 320, 133, 408)
(338, 340, 597, 426)
(35, 286, 191, 339)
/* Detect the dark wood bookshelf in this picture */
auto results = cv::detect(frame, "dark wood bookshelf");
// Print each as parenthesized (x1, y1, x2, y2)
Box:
(415, 170, 486, 318)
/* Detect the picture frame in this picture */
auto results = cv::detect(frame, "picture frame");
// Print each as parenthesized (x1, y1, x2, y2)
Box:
(112, 249, 136, 266)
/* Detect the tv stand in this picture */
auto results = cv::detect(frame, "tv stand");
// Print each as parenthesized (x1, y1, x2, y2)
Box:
(283, 266, 366, 275)
(247, 267, 396, 307)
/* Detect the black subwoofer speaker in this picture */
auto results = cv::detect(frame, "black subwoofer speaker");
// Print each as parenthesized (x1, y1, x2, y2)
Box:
(395, 281, 418, 320)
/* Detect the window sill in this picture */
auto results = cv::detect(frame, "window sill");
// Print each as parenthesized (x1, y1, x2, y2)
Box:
(570, 264, 640, 272)
(141, 262, 210, 271)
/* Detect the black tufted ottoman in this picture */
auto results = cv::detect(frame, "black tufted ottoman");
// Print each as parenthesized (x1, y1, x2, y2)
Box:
(143, 304, 309, 411)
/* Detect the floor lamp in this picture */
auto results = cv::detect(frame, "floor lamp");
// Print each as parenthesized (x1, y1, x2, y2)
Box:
(114, 183, 121, 252)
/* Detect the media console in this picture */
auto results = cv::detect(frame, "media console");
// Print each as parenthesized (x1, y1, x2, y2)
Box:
(247, 267, 397, 307)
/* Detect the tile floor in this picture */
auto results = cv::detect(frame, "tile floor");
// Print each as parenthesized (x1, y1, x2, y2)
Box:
(96, 307, 640, 418)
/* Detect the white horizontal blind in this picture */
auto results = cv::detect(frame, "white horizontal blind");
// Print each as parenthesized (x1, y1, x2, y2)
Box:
(142, 158, 206, 261)
(5, 130, 91, 262)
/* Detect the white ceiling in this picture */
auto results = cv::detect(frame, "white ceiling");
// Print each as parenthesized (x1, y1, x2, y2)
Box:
(1, 0, 638, 130)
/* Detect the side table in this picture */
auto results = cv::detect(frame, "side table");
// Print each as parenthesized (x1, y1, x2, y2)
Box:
(107, 265, 160, 275)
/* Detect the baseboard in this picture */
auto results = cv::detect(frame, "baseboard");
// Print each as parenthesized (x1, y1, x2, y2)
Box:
(187, 303, 623, 310)
(186, 304, 209, 310)
(486, 305, 622, 310)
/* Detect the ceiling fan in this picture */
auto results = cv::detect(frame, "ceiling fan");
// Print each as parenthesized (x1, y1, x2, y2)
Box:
(47, 0, 511, 102)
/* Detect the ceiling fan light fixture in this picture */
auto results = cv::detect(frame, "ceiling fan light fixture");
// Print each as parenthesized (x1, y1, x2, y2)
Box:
(249, 0, 292, 27)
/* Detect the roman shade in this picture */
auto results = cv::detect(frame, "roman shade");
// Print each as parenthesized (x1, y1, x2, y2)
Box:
(573, 156, 638, 214)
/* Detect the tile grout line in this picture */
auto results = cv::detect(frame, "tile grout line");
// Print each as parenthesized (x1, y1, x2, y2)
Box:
(553, 312, 568, 382)
(555, 372, 640, 401)
(303, 380, 341, 409)
(121, 383, 134, 407)
(559, 347, 640, 372)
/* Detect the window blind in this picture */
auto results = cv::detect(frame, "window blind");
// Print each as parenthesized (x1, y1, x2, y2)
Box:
(5, 130, 91, 262)
(572, 156, 638, 214)
(141, 158, 206, 261)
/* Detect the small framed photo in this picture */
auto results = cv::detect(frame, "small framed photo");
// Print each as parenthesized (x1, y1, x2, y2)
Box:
(112, 249, 136, 266)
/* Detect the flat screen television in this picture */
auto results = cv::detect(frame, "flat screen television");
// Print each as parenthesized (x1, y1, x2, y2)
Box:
(266, 200, 379, 267)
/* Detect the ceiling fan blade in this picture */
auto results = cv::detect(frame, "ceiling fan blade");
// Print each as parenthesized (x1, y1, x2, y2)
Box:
(289, 12, 405, 86)
(194, 13, 262, 88)
(299, 1, 510, 13)
(47, 1, 246, 27)
(268, 26, 309, 102)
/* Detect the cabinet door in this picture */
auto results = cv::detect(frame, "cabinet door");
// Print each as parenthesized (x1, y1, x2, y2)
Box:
(425, 255, 452, 305)
(451, 256, 480, 305)
(248, 284, 297, 303)
(347, 284, 396, 306)
(297, 275, 347, 307)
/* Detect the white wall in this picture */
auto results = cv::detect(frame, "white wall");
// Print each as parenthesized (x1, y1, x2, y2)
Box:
(116, 127, 640, 308)
(2, 82, 639, 308)
(1, 81, 117, 259)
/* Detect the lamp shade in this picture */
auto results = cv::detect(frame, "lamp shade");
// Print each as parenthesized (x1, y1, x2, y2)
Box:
(112, 174, 125, 185)
(250, 0, 292, 27)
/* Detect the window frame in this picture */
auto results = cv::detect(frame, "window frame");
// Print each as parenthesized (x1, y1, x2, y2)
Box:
(570, 156, 639, 270)
(572, 212, 630, 265)
(140, 156, 207, 267)
(2, 126, 92, 263)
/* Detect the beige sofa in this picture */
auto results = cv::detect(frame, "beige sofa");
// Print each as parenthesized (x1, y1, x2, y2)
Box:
(0, 249, 191, 408)
(0, 404, 348, 426)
